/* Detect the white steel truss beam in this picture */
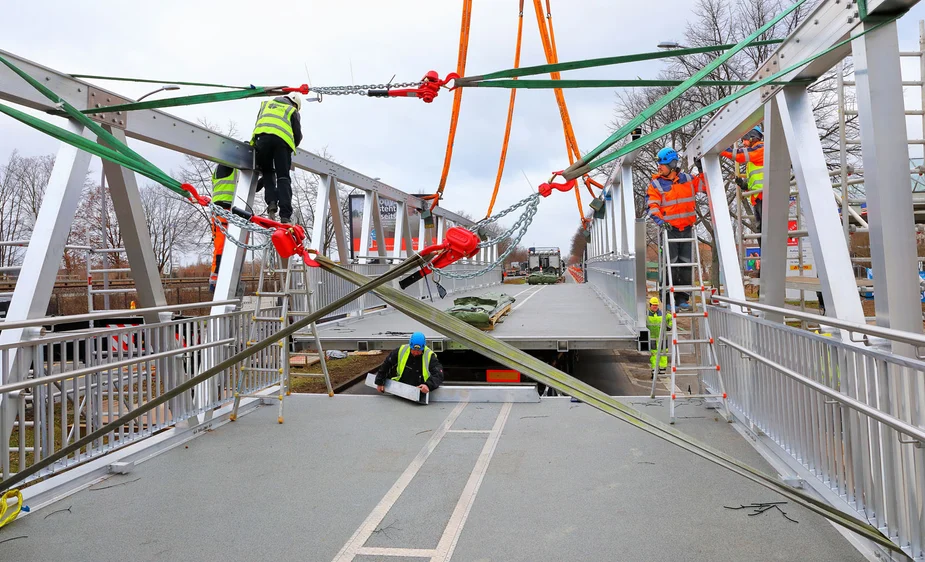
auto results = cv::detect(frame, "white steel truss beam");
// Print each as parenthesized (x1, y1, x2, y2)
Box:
(702, 155, 746, 302)
(0, 49, 474, 228)
(758, 98, 791, 322)
(777, 86, 864, 324)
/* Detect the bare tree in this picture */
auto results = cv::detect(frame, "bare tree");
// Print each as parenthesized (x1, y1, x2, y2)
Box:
(139, 184, 203, 274)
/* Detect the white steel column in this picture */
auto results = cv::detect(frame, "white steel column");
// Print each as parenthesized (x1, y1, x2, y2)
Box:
(611, 185, 623, 256)
(310, 174, 332, 256)
(391, 201, 405, 259)
(758, 98, 791, 322)
(210, 171, 258, 313)
(358, 193, 374, 264)
(0, 121, 93, 436)
(854, 22, 925, 551)
(371, 193, 388, 261)
(702, 155, 746, 301)
(606, 191, 618, 256)
(777, 86, 865, 324)
(621, 165, 635, 254)
(102, 128, 167, 321)
(328, 177, 349, 265)
(853, 20, 923, 344)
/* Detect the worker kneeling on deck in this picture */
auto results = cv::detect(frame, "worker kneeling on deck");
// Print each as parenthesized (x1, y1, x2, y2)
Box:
(375, 332, 445, 395)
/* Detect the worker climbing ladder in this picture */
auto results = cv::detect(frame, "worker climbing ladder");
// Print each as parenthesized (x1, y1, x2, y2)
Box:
(649, 227, 729, 424)
(230, 249, 332, 424)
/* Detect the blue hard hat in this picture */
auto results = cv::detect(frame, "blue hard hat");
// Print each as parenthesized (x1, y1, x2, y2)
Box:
(656, 147, 679, 166)
(744, 125, 763, 140)
(409, 332, 426, 350)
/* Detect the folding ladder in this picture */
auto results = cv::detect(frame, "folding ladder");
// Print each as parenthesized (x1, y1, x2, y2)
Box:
(648, 227, 729, 424)
(230, 249, 331, 424)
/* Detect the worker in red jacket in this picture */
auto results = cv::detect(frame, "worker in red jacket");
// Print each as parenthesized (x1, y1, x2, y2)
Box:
(722, 126, 764, 235)
(647, 147, 706, 311)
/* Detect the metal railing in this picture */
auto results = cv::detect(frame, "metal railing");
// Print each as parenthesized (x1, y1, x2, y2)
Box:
(708, 304, 925, 558)
(0, 301, 270, 485)
(585, 256, 638, 326)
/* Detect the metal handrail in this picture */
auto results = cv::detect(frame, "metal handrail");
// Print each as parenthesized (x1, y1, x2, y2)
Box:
(0, 338, 235, 394)
(712, 295, 925, 350)
(718, 336, 925, 444)
(0, 299, 238, 331)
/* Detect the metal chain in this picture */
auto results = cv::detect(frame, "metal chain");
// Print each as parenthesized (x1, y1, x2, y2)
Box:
(209, 204, 275, 252)
(309, 81, 424, 96)
(434, 194, 539, 280)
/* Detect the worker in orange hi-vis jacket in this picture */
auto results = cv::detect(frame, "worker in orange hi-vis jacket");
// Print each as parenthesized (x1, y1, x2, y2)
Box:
(647, 147, 706, 311)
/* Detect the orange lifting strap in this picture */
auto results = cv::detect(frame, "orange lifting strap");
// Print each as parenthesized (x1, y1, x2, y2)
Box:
(429, 0, 473, 212)
(484, 1, 525, 218)
(531, 0, 592, 220)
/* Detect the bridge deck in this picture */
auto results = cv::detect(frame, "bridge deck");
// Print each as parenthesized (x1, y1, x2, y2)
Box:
(312, 282, 638, 351)
(6, 395, 865, 562)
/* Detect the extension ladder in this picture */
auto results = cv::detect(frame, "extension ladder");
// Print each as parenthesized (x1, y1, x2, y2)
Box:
(648, 227, 729, 424)
(230, 249, 332, 424)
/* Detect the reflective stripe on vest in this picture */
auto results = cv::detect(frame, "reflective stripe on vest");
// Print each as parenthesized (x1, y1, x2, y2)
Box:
(211, 168, 238, 204)
(650, 176, 698, 227)
(252, 100, 296, 152)
(393, 344, 433, 382)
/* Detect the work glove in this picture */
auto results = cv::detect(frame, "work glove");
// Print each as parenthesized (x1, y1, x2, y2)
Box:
(735, 177, 747, 189)
(693, 158, 703, 174)
(651, 215, 665, 227)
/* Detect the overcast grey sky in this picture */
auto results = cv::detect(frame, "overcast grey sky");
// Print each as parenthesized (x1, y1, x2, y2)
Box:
(3, 1, 925, 253)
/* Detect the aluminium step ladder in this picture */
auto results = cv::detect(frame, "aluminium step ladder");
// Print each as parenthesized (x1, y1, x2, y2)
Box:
(230, 248, 332, 424)
(648, 227, 729, 424)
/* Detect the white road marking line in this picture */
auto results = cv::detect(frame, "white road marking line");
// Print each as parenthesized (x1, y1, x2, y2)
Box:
(513, 286, 545, 310)
(446, 429, 491, 434)
(355, 547, 435, 557)
(431, 402, 513, 562)
(510, 286, 536, 299)
(331, 401, 468, 562)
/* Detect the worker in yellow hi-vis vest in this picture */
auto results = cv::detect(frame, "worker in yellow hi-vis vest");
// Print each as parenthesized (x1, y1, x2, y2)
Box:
(251, 92, 303, 224)
(374, 332, 445, 396)
(646, 297, 672, 371)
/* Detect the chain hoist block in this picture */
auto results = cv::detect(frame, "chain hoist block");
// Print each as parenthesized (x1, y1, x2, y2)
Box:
(589, 196, 605, 212)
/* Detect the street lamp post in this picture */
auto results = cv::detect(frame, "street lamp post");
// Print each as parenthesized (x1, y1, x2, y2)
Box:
(137, 85, 180, 101)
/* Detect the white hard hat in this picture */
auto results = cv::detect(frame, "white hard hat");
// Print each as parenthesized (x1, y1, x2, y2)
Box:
(285, 92, 303, 111)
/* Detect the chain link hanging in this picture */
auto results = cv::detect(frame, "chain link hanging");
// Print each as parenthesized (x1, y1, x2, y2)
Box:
(309, 80, 424, 97)
(209, 204, 275, 252)
(434, 193, 539, 280)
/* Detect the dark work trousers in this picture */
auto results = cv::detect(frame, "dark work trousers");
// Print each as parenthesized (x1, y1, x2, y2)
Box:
(255, 134, 293, 220)
(666, 225, 693, 304)
(753, 196, 763, 234)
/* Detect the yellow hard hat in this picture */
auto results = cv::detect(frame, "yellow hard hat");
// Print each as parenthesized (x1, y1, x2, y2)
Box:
(649, 297, 660, 306)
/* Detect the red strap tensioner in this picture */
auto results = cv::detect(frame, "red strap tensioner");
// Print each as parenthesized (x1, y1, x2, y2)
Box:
(367, 71, 460, 103)
(398, 226, 480, 289)
(280, 84, 311, 95)
(181, 183, 317, 265)
(538, 171, 578, 198)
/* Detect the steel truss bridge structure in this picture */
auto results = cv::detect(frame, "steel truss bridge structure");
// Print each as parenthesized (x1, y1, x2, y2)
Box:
(1, 0, 925, 560)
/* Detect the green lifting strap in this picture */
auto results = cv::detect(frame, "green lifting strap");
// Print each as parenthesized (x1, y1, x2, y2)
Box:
(461, 78, 797, 89)
(0, 52, 159, 177)
(455, 39, 784, 84)
(581, 15, 900, 174)
(70, 73, 254, 90)
(0, 102, 188, 197)
(561, 0, 808, 179)
(79, 87, 272, 115)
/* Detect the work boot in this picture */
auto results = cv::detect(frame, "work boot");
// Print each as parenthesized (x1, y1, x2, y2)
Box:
(267, 202, 278, 220)
(280, 217, 291, 224)
(677, 301, 692, 311)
